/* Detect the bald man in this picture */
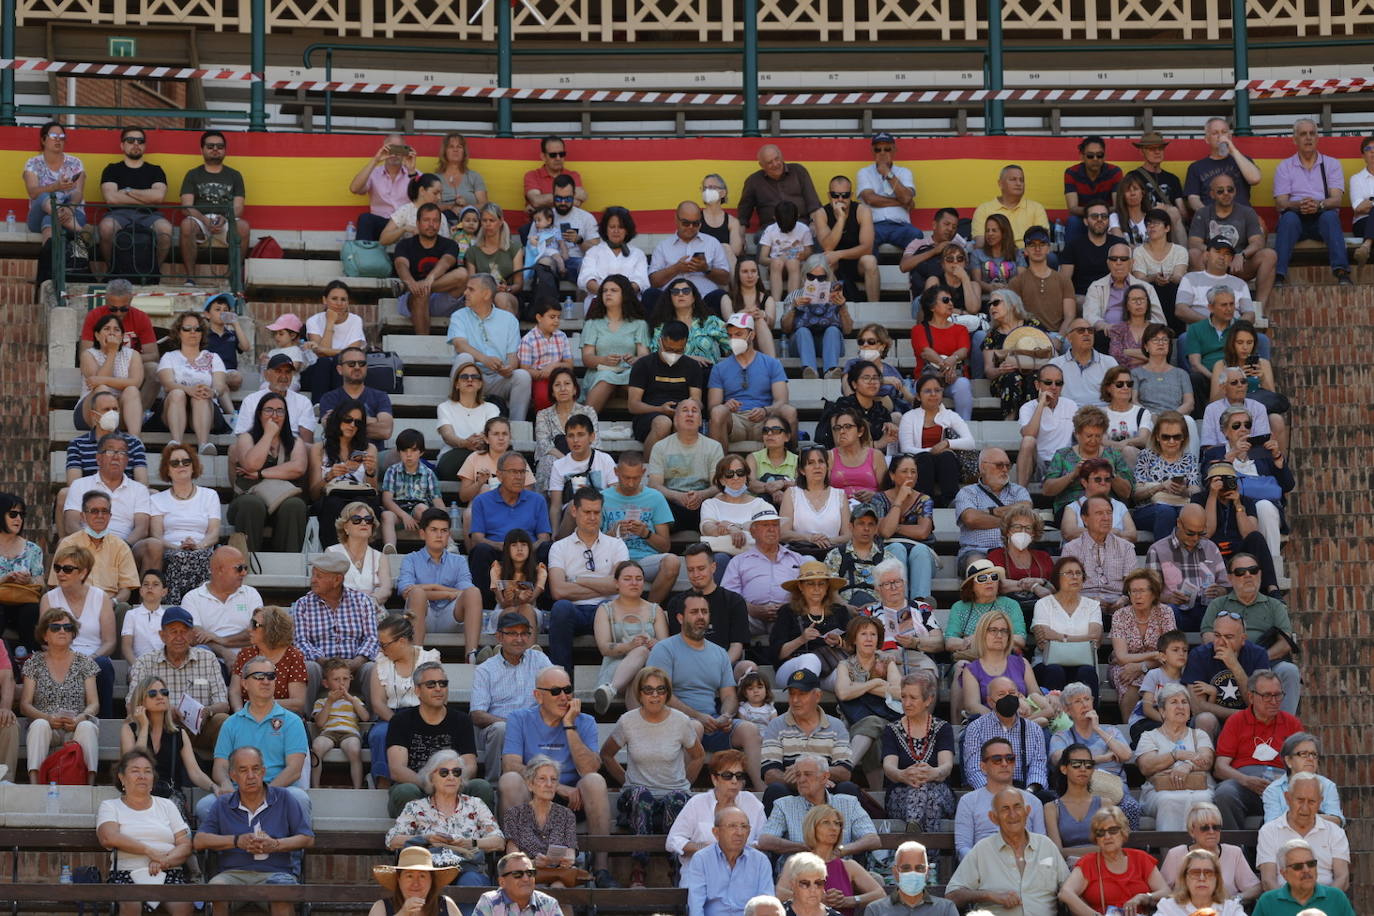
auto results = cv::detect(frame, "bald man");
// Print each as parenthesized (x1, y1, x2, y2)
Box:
(646, 201, 733, 317)
(1145, 503, 1230, 631)
(947, 787, 1068, 916)
(737, 145, 823, 235)
(181, 546, 263, 662)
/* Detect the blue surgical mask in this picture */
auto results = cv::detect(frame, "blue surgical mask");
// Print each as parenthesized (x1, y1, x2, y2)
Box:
(897, 871, 926, 896)
(82, 525, 108, 540)
(724, 483, 749, 498)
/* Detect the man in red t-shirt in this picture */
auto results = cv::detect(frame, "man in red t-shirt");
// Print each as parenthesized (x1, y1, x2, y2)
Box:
(523, 136, 585, 216)
(1212, 668, 1303, 829)
(78, 278, 161, 408)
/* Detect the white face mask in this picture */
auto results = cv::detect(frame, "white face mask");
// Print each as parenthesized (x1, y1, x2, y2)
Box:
(858, 348, 881, 362)
(729, 338, 749, 356)
(97, 410, 120, 432)
(1009, 531, 1033, 551)
(701, 188, 722, 205)
(660, 351, 682, 367)
(1252, 741, 1279, 762)
(82, 524, 108, 539)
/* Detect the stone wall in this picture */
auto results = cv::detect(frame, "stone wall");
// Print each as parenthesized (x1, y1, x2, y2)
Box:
(1267, 268, 1373, 895)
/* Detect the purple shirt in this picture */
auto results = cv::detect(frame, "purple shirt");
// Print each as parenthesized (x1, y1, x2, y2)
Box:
(364, 164, 412, 218)
(1273, 152, 1345, 203)
(721, 545, 804, 607)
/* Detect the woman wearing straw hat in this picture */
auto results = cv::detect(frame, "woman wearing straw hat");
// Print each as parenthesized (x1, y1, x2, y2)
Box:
(370, 845, 461, 916)
(771, 560, 851, 691)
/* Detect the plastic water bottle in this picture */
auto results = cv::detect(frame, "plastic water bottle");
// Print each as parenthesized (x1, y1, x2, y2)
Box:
(46, 781, 60, 816)
(344, 220, 356, 242)
(13, 646, 28, 668)
(1052, 220, 1065, 251)
(59, 864, 72, 885)
(4, 210, 14, 231)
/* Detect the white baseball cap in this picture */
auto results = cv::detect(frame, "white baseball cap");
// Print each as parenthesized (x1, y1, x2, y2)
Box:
(726, 312, 754, 330)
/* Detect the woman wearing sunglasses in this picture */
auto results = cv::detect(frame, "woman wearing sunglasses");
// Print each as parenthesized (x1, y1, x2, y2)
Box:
(1158, 801, 1261, 904)
(20, 604, 101, 784)
(781, 852, 845, 916)
(781, 254, 852, 380)
(701, 455, 773, 564)
(155, 310, 229, 455)
(650, 278, 729, 363)
(922, 240, 982, 319)
(1047, 742, 1106, 861)
(147, 444, 221, 603)
(119, 675, 216, 815)
(1155, 849, 1245, 916)
(327, 500, 393, 609)
(0, 492, 45, 654)
(228, 606, 308, 715)
(385, 747, 503, 889)
(37, 543, 116, 718)
(666, 749, 765, 866)
(310, 397, 380, 549)
(1058, 805, 1169, 916)
(911, 285, 973, 421)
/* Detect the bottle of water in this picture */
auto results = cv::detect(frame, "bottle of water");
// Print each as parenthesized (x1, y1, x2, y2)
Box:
(59, 864, 72, 885)
(46, 781, 60, 816)
(1052, 220, 1065, 252)
(344, 220, 356, 242)
(13, 646, 28, 668)
(4, 210, 14, 231)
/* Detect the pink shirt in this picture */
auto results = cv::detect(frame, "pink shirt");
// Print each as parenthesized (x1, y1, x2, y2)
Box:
(364, 165, 412, 218)
(829, 447, 880, 497)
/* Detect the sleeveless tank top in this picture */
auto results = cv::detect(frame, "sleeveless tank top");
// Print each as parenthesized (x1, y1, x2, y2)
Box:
(46, 585, 105, 656)
(829, 447, 880, 497)
(700, 211, 732, 246)
(791, 486, 845, 538)
(1054, 794, 1103, 849)
(967, 653, 1029, 702)
(823, 203, 862, 253)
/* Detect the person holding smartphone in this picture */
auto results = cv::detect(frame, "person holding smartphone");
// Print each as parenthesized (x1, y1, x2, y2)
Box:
(348, 133, 417, 241)
(309, 399, 379, 548)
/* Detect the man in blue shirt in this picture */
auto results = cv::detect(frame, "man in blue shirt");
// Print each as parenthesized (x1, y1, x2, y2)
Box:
(599, 451, 679, 605)
(707, 312, 797, 445)
(499, 666, 616, 887)
(318, 345, 395, 451)
(194, 746, 314, 909)
(448, 273, 533, 421)
(684, 806, 774, 916)
(467, 451, 551, 607)
(398, 507, 483, 657)
(471, 613, 552, 779)
(197, 655, 311, 824)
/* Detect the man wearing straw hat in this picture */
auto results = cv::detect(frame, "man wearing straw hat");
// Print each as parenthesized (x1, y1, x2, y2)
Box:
(371, 845, 463, 916)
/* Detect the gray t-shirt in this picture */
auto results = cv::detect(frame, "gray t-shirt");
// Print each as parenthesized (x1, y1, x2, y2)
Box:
(610, 708, 698, 792)
(647, 635, 733, 718)
(647, 434, 724, 492)
(1187, 203, 1263, 249)
(1131, 365, 1192, 415)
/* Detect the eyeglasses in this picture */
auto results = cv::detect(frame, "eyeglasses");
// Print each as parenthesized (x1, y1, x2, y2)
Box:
(1253, 690, 1284, 700)
(857, 375, 881, 383)
(340, 360, 368, 368)
(984, 460, 1011, 469)
(721, 468, 748, 479)
(1230, 566, 1261, 577)
(419, 679, 450, 689)
(715, 770, 748, 780)
(1285, 859, 1319, 872)
(502, 868, 538, 879)
(829, 191, 852, 199)
(1070, 327, 1094, 334)
(1039, 379, 1064, 387)
(458, 373, 482, 381)
(348, 514, 375, 525)
(167, 458, 193, 468)
(47, 621, 76, 631)
(1066, 759, 1096, 770)
(640, 684, 669, 695)
(1186, 867, 1218, 878)
(831, 423, 857, 432)
(1159, 433, 1185, 441)
(1094, 825, 1123, 838)
(245, 671, 278, 681)
(983, 754, 1016, 764)
(51, 565, 81, 575)
(1291, 749, 1320, 758)
(84, 507, 112, 516)
(545, 150, 567, 158)
(537, 685, 575, 696)
(97, 449, 129, 457)
(678, 218, 702, 227)
(434, 767, 460, 778)
(260, 407, 286, 417)
(147, 688, 171, 697)
(1112, 380, 1134, 388)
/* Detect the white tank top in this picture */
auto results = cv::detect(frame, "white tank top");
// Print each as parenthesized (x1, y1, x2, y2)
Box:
(790, 486, 845, 539)
(44, 585, 106, 656)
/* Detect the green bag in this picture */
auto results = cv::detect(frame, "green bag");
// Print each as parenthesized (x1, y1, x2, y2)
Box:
(341, 240, 392, 278)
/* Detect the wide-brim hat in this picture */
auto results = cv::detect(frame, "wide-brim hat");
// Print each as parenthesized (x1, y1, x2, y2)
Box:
(960, 558, 1005, 599)
(1003, 326, 1054, 353)
(373, 846, 459, 894)
(1132, 130, 1170, 148)
(782, 560, 847, 594)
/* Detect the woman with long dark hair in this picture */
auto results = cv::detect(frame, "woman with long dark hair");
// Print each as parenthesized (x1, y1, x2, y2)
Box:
(309, 397, 379, 548)
(580, 274, 650, 413)
(227, 392, 309, 552)
(0, 492, 44, 653)
(650, 278, 729, 363)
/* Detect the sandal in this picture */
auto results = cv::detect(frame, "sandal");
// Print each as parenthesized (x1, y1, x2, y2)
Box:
(629, 865, 646, 888)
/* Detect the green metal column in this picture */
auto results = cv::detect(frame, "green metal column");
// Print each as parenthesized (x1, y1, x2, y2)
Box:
(250, 0, 266, 130)
(743, 0, 759, 136)
(985, 0, 1005, 135)
(2, 0, 16, 126)
(497, 0, 513, 137)
(1232, 0, 1251, 133)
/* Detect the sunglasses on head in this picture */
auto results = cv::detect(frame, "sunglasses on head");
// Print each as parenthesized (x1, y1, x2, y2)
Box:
(538, 684, 575, 696)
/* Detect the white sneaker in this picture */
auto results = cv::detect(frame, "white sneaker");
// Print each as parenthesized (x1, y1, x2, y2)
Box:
(594, 684, 614, 716)
(198, 442, 218, 456)
(802, 366, 818, 379)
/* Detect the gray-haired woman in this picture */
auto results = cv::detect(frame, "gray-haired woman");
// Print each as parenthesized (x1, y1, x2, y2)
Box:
(385, 748, 503, 888)
(880, 670, 955, 833)
(1135, 681, 1215, 830)
(781, 253, 852, 380)
(502, 756, 581, 888)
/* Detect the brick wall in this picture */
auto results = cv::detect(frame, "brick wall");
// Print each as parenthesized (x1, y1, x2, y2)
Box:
(0, 258, 50, 519)
(1267, 266, 1373, 896)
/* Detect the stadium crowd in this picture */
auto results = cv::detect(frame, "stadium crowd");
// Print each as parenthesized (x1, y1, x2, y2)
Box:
(1, 116, 1355, 916)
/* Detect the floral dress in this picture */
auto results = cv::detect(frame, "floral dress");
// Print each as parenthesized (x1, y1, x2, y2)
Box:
(651, 315, 729, 361)
(985, 317, 1047, 416)
(385, 794, 502, 872)
(1108, 602, 1177, 695)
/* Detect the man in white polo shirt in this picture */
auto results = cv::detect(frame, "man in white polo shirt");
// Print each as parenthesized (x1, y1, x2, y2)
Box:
(546, 486, 628, 675)
(180, 545, 263, 663)
(63, 433, 152, 550)
(1015, 365, 1079, 487)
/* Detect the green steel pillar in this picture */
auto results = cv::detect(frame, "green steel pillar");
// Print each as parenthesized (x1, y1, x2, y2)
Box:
(1232, 0, 1251, 133)
(986, 0, 1005, 135)
(743, 0, 759, 136)
(2, 0, 16, 126)
(250, 0, 266, 130)
(497, 0, 513, 137)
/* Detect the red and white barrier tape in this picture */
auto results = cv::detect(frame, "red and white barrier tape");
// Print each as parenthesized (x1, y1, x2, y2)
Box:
(1243, 78, 1374, 98)
(0, 57, 258, 81)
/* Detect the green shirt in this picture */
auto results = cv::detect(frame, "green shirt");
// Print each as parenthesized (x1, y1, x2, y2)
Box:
(1200, 592, 1292, 641)
(945, 596, 1026, 640)
(1253, 884, 1355, 916)
(1044, 445, 1134, 513)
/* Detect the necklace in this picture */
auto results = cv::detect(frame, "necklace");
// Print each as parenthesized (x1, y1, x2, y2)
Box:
(806, 609, 828, 628)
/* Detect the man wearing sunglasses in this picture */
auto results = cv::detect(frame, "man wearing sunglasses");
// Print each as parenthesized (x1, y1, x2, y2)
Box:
(386, 659, 493, 818)
(500, 666, 615, 886)
(97, 125, 173, 267)
(523, 136, 585, 215)
(1059, 201, 1127, 299)
(318, 345, 395, 451)
(1063, 135, 1123, 242)
(647, 201, 732, 316)
(813, 176, 879, 302)
(1049, 317, 1120, 409)
(1200, 552, 1300, 716)
(856, 131, 923, 254)
(180, 545, 262, 663)
(547, 173, 599, 278)
(179, 130, 249, 284)
(1252, 837, 1355, 916)
(475, 852, 562, 916)
(1186, 172, 1276, 301)
(126, 605, 231, 754)
(1146, 503, 1231, 631)
(1015, 365, 1077, 489)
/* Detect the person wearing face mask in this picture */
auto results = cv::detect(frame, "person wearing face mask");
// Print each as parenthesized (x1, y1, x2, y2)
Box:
(58, 390, 151, 538)
(59, 476, 145, 604)
(627, 320, 706, 455)
(842, 324, 916, 411)
(707, 312, 799, 447)
(961, 677, 1051, 801)
(698, 173, 744, 268)
(868, 841, 958, 916)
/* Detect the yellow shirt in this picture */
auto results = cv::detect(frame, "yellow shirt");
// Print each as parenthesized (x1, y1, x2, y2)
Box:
(971, 197, 1051, 248)
(49, 531, 139, 597)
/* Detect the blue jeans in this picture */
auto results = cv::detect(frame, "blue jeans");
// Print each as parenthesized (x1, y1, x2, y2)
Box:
(792, 324, 844, 373)
(1132, 502, 1183, 542)
(1275, 209, 1349, 276)
(873, 220, 922, 252)
(455, 868, 490, 916)
(368, 719, 391, 781)
(886, 540, 938, 601)
(969, 328, 987, 380)
(548, 600, 600, 672)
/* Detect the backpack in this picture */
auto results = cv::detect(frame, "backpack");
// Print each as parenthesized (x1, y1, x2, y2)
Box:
(519, 262, 562, 323)
(340, 240, 392, 278)
(108, 225, 160, 284)
(249, 236, 284, 259)
(365, 347, 405, 394)
(38, 741, 87, 786)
